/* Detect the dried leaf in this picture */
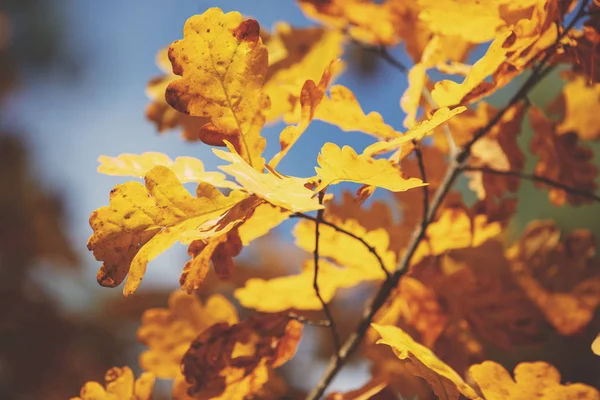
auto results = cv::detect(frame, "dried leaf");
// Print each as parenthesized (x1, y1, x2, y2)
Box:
(181, 312, 302, 399)
(137, 291, 238, 379)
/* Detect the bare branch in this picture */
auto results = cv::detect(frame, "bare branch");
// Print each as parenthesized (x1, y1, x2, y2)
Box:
(313, 191, 342, 352)
(411, 140, 429, 230)
(463, 166, 600, 203)
(291, 213, 391, 280)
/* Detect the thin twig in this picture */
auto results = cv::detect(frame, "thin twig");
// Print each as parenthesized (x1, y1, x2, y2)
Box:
(463, 166, 600, 203)
(291, 212, 391, 280)
(288, 313, 333, 327)
(307, 2, 590, 397)
(352, 39, 409, 74)
(412, 140, 429, 230)
(313, 191, 342, 352)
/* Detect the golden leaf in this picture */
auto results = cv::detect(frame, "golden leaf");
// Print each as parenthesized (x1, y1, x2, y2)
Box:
(314, 143, 425, 193)
(263, 23, 345, 121)
(431, 31, 512, 107)
(372, 324, 479, 400)
(269, 59, 337, 168)
(469, 361, 600, 400)
(418, 0, 505, 43)
(214, 142, 322, 213)
(363, 106, 466, 157)
(87, 166, 252, 295)
(301, 85, 402, 141)
(551, 72, 600, 140)
(593, 333, 600, 356)
(97, 152, 239, 189)
(166, 8, 269, 170)
(235, 259, 361, 312)
(71, 366, 155, 400)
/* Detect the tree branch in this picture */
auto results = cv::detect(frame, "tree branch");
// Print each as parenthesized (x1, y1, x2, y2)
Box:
(307, 2, 590, 397)
(412, 140, 429, 230)
(463, 166, 600, 203)
(291, 213, 391, 280)
(313, 191, 342, 352)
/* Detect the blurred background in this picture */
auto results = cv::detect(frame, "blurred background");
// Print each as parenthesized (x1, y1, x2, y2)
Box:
(1, 1, 599, 399)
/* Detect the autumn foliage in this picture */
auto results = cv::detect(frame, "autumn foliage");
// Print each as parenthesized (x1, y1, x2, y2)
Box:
(71, 1, 600, 399)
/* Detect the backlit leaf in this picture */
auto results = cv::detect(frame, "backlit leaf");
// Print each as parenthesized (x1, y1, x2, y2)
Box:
(372, 324, 479, 400)
(87, 166, 251, 295)
(166, 8, 269, 170)
(314, 143, 426, 193)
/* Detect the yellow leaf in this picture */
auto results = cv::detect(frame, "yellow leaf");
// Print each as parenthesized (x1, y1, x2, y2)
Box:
(263, 23, 346, 121)
(305, 85, 401, 140)
(314, 142, 425, 193)
(214, 142, 322, 213)
(97, 152, 239, 189)
(431, 30, 512, 107)
(418, 0, 505, 43)
(469, 361, 600, 400)
(295, 216, 396, 279)
(71, 367, 155, 400)
(166, 8, 269, 170)
(138, 291, 238, 379)
(363, 106, 466, 156)
(412, 207, 502, 265)
(553, 72, 600, 140)
(372, 324, 479, 399)
(87, 166, 250, 296)
(237, 203, 290, 246)
(401, 63, 427, 129)
(269, 59, 337, 168)
(593, 333, 600, 356)
(235, 260, 362, 312)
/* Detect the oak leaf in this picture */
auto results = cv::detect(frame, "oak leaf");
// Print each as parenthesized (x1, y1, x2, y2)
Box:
(297, 0, 400, 45)
(431, 31, 512, 107)
(166, 8, 269, 170)
(507, 220, 600, 335)
(363, 106, 467, 157)
(529, 106, 598, 206)
(371, 324, 479, 400)
(263, 23, 345, 121)
(181, 312, 302, 399)
(137, 291, 238, 379)
(469, 361, 600, 400)
(314, 143, 426, 193)
(292, 85, 402, 141)
(417, 0, 505, 43)
(70, 366, 154, 400)
(214, 142, 322, 213)
(87, 166, 252, 295)
(97, 152, 239, 189)
(235, 259, 362, 312)
(269, 59, 337, 168)
(145, 47, 212, 142)
(551, 72, 600, 140)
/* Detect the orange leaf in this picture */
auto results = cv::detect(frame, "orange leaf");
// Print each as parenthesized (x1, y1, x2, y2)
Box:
(372, 324, 479, 400)
(71, 366, 155, 400)
(181, 312, 302, 399)
(469, 361, 600, 400)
